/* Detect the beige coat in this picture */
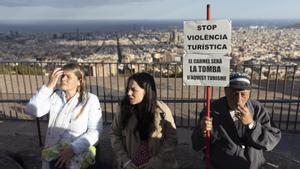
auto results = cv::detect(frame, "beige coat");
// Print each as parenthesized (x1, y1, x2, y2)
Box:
(111, 101, 178, 169)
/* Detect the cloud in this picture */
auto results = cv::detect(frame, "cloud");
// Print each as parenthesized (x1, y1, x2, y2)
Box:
(0, 0, 154, 8)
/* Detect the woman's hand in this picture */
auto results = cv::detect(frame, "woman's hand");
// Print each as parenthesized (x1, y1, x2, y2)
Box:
(55, 145, 74, 168)
(47, 68, 64, 89)
(125, 162, 138, 169)
(138, 162, 152, 169)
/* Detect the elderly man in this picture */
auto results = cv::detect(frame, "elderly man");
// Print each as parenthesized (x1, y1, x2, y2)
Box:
(191, 72, 281, 169)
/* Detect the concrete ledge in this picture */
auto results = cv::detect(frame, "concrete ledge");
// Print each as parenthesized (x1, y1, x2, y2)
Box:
(1, 121, 300, 169)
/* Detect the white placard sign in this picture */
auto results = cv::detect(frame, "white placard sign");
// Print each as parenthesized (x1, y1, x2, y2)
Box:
(183, 54, 231, 86)
(184, 20, 231, 54)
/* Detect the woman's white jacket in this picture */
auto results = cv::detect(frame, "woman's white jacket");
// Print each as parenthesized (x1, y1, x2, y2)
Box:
(25, 85, 102, 159)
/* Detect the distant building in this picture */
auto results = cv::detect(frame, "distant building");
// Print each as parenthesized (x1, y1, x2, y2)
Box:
(87, 62, 118, 77)
(169, 29, 178, 44)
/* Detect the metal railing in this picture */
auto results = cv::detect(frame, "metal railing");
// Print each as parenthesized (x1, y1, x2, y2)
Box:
(0, 62, 299, 133)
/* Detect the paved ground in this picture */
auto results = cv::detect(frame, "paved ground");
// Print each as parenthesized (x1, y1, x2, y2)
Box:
(0, 120, 299, 169)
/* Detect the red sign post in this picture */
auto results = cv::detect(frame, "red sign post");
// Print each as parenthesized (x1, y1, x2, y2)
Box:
(205, 4, 211, 169)
(183, 4, 231, 169)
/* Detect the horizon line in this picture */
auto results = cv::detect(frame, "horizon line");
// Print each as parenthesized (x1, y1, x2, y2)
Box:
(1, 18, 300, 21)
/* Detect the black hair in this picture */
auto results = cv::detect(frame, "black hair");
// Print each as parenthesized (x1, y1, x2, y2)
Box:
(120, 72, 157, 140)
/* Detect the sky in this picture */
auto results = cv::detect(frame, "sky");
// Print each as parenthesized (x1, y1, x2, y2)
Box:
(0, 0, 299, 20)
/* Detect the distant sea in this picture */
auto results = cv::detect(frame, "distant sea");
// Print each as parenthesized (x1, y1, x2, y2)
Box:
(0, 19, 299, 33)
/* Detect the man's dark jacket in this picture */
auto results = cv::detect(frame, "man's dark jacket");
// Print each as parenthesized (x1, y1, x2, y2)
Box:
(191, 97, 281, 169)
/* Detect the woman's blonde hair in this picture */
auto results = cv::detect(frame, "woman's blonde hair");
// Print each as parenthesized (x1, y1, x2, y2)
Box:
(62, 63, 88, 119)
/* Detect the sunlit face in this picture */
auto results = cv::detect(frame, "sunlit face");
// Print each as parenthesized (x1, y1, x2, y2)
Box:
(60, 70, 81, 93)
(225, 87, 250, 110)
(127, 80, 145, 105)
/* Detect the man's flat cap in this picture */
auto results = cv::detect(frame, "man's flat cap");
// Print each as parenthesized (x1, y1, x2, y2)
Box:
(229, 72, 251, 90)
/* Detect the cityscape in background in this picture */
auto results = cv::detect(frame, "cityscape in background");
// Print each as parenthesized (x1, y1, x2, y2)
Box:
(1, 1, 300, 168)
(0, 19, 299, 78)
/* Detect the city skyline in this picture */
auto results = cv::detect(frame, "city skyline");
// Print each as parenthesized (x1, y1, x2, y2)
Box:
(0, 0, 300, 20)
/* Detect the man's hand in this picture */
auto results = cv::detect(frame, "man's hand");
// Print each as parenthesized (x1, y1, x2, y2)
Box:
(200, 116, 212, 137)
(235, 105, 253, 125)
(55, 145, 74, 168)
(47, 68, 64, 89)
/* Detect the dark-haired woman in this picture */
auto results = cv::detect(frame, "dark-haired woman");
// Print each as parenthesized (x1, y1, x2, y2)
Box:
(111, 72, 178, 169)
(25, 63, 102, 169)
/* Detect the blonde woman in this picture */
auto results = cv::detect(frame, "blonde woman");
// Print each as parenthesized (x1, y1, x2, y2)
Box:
(25, 63, 102, 169)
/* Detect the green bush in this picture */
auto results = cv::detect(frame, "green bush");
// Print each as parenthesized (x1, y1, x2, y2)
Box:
(0, 65, 12, 74)
(0, 64, 44, 75)
(15, 64, 44, 75)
